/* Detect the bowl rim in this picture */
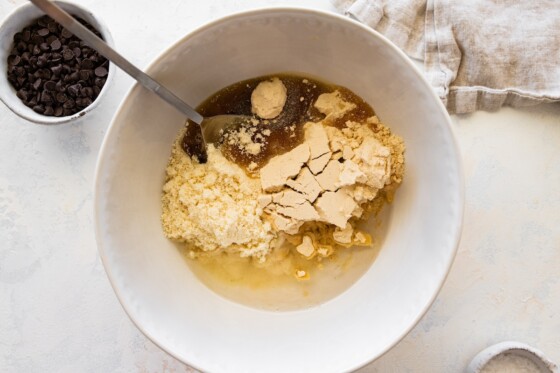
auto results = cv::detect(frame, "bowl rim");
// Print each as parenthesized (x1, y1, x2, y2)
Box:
(466, 341, 558, 373)
(93, 6, 465, 372)
(0, 0, 115, 125)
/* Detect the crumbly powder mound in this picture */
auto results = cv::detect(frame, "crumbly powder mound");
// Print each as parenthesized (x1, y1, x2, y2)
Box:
(259, 91, 405, 255)
(314, 90, 356, 121)
(260, 117, 402, 232)
(162, 140, 274, 261)
(367, 116, 405, 186)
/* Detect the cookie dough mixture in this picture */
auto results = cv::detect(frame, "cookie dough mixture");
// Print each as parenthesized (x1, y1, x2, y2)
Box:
(162, 75, 405, 279)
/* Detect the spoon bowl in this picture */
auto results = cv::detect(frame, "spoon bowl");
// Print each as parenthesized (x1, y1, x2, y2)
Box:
(181, 115, 252, 163)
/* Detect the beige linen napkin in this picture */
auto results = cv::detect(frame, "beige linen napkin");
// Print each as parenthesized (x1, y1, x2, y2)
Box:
(333, 0, 560, 114)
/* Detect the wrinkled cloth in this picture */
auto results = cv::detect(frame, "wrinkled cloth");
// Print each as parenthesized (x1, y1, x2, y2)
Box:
(333, 0, 560, 114)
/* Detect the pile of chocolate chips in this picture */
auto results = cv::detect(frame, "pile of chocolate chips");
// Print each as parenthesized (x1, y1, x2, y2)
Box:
(6, 15, 109, 117)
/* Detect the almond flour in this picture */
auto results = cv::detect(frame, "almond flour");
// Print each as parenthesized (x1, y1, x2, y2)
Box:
(258, 92, 405, 252)
(161, 141, 274, 262)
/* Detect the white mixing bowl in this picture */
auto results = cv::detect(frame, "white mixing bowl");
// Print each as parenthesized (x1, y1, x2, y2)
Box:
(94, 8, 463, 373)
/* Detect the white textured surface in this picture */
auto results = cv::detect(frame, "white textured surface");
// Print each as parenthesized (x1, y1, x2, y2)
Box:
(0, 1, 559, 372)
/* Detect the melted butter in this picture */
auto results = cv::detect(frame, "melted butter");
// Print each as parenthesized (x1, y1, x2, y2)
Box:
(183, 207, 390, 311)
(186, 73, 375, 170)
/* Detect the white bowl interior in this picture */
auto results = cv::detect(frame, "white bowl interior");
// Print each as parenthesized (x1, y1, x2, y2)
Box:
(0, 0, 115, 124)
(95, 9, 463, 373)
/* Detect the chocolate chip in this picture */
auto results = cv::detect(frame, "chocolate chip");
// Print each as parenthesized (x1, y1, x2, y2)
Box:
(32, 104, 45, 113)
(50, 39, 61, 51)
(15, 66, 25, 77)
(67, 84, 81, 97)
(16, 41, 27, 52)
(16, 90, 28, 101)
(62, 49, 74, 61)
(81, 97, 93, 107)
(48, 22, 58, 34)
(94, 77, 105, 87)
(44, 105, 54, 115)
(7, 55, 21, 66)
(94, 66, 107, 77)
(55, 81, 65, 93)
(61, 28, 73, 39)
(31, 35, 44, 45)
(44, 80, 56, 91)
(40, 91, 52, 103)
(56, 92, 68, 103)
(80, 59, 94, 69)
(69, 71, 79, 82)
(51, 64, 62, 76)
(37, 28, 49, 37)
(37, 16, 49, 27)
(20, 52, 30, 62)
(73, 47, 81, 58)
(8, 75, 18, 87)
(46, 35, 57, 44)
(79, 69, 90, 80)
(36, 55, 48, 67)
(16, 76, 26, 87)
(32, 78, 42, 90)
(54, 107, 63, 117)
(81, 86, 93, 98)
(22, 30, 31, 42)
(63, 98, 75, 109)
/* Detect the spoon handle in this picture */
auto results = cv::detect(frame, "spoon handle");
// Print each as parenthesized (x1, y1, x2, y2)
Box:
(29, 0, 204, 125)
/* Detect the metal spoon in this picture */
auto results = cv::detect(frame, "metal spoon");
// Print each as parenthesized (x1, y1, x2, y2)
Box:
(30, 0, 247, 163)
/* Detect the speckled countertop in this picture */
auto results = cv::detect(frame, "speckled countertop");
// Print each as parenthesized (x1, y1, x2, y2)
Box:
(1, 1, 559, 372)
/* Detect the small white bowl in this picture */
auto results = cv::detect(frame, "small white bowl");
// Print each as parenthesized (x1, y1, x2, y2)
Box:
(95, 7, 464, 373)
(0, 0, 115, 124)
(467, 341, 558, 373)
